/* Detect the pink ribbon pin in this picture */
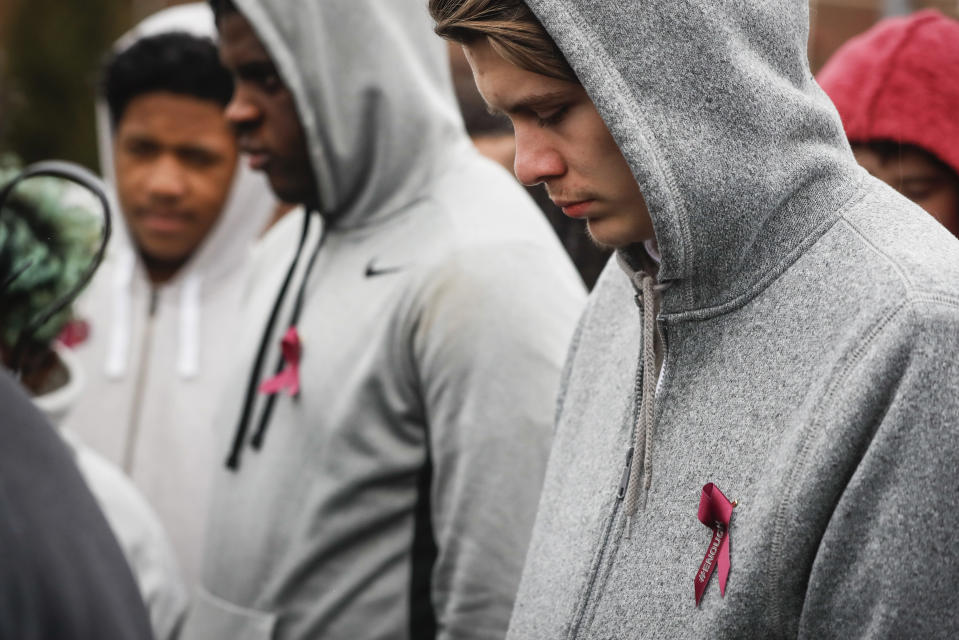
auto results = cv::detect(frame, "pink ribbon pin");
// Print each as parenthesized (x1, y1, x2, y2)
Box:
(58, 319, 90, 348)
(259, 326, 302, 397)
(694, 483, 737, 606)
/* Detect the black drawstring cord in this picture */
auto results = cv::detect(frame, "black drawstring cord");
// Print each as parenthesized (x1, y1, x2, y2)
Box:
(225, 210, 313, 470)
(250, 223, 325, 450)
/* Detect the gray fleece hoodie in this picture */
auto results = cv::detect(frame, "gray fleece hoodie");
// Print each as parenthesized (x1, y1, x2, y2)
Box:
(178, 0, 585, 639)
(507, 0, 959, 638)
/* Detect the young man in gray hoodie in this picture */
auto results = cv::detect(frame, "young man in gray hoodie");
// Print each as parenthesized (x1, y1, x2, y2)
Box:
(179, 0, 585, 638)
(431, 0, 959, 637)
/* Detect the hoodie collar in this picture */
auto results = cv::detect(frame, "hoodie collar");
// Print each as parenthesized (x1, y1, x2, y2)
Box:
(234, 0, 469, 231)
(526, 0, 862, 317)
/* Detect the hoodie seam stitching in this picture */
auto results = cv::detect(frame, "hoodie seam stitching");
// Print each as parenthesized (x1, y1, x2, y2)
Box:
(770, 294, 959, 630)
(661, 179, 868, 323)
(842, 213, 959, 309)
(840, 215, 915, 289)
(766, 299, 909, 633)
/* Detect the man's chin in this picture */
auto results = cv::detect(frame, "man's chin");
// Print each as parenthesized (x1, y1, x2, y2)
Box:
(267, 178, 316, 209)
(585, 217, 654, 251)
(585, 220, 626, 251)
(138, 246, 192, 277)
(587, 233, 617, 252)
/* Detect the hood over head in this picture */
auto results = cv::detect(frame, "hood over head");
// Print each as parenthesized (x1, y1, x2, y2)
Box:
(92, 3, 275, 381)
(524, 0, 860, 314)
(816, 9, 959, 180)
(231, 0, 468, 228)
(95, 2, 275, 284)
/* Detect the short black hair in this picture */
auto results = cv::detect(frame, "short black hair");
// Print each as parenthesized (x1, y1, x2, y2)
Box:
(101, 31, 234, 127)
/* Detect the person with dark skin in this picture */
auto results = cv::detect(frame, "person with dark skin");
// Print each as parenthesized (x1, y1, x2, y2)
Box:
(64, 7, 276, 587)
(178, 0, 585, 637)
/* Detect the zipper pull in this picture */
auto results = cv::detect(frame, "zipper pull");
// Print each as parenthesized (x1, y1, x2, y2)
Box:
(617, 447, 635, 500)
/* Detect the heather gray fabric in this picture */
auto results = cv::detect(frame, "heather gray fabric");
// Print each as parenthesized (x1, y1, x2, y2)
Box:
(178, 0, 586, 638)
(507, 0, 959, 638)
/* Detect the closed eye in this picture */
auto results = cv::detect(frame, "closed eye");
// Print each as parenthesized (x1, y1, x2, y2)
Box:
(899, 177, 943, 201)
(537, 105, 569, 128)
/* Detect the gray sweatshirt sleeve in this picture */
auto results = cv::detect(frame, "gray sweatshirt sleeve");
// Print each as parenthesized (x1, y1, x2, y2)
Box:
(797, 301, 959, 638)
(413, 244, 585, 639)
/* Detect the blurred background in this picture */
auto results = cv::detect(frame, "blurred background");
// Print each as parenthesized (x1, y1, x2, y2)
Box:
(1, 0, 956, 172)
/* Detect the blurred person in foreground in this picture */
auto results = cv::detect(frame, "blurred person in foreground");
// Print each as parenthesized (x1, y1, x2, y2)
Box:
(817, 9, 959, 237)
(0, 163, 183, 639)
(63, 3, 275, 586)
(0, 374, 153, 640)
(430, 0, 959, 637)
(177, 0, 586, 637)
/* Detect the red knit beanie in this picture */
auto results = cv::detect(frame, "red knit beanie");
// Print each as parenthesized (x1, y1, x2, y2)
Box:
(817, 10, 959, 179)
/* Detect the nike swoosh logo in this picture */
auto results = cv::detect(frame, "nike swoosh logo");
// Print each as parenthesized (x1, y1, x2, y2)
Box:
(365, 260, 404, 278)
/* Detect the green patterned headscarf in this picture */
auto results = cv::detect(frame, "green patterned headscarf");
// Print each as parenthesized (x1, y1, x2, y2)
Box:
(0, 158, 102, 353)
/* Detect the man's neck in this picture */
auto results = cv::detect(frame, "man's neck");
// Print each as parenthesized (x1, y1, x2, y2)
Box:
(620, 241, 661, 278)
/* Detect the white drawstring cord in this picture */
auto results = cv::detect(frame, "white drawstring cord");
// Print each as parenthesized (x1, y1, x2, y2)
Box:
(178, 273, 202, 379)
(105, 248, 135, 379)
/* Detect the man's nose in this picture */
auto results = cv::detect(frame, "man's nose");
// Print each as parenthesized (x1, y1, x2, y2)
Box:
(513, 127, 566, 187)
(224, 85, 261, 132)
(146, 154, 187, 200)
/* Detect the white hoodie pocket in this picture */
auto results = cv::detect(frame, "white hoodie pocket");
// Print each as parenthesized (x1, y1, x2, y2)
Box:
(186, 587, 277, 640)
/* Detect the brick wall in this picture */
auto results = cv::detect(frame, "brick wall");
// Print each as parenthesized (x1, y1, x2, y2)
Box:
(912, 0, 959, 17)
(809, 0, 881, 72)
(809, 0, 958, 72)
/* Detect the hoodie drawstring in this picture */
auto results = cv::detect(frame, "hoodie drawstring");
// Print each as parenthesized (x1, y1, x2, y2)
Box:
(250, 224, 326, 450)
(624, 273, 658, 525)
(106, 248, 136, 379)
(226, 210, 314, 470)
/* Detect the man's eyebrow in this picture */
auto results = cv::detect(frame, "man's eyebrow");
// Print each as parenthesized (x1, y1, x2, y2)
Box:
(175, 142, 223, 156)
(486, 90, 571, 116)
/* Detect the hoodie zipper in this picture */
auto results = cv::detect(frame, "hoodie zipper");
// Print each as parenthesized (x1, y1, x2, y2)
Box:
(567, 447, 633, 640)
(617, 447, 635, 500)
(567, 282, 668, 640)
(123, 287, 158, 473)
